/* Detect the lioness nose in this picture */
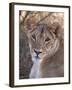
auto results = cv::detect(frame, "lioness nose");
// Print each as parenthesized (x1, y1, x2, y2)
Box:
(34, 49, 42, 56)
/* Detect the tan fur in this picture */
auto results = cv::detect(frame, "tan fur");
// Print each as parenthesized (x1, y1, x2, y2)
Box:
(20, 12, 64, 78)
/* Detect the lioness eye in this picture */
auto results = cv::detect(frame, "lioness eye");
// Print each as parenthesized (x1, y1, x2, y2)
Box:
(45, 37, 50, 42)
(32, 34, 36, 41)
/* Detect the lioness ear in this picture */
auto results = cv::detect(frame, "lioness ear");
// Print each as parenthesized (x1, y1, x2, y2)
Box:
(49, 22, 63, 39)
(20, 16, 36, 31)
(20, 23, 34, 40)
(53, 22, 64, 39)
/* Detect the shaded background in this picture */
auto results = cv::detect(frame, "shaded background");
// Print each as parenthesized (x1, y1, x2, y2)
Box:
(19, 27, 33, 79)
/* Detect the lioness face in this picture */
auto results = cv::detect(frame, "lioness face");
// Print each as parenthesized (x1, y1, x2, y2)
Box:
(27, 24, 57, 59)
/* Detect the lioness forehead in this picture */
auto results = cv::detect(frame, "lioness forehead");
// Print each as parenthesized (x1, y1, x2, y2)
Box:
(31, 24, 48, 34)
